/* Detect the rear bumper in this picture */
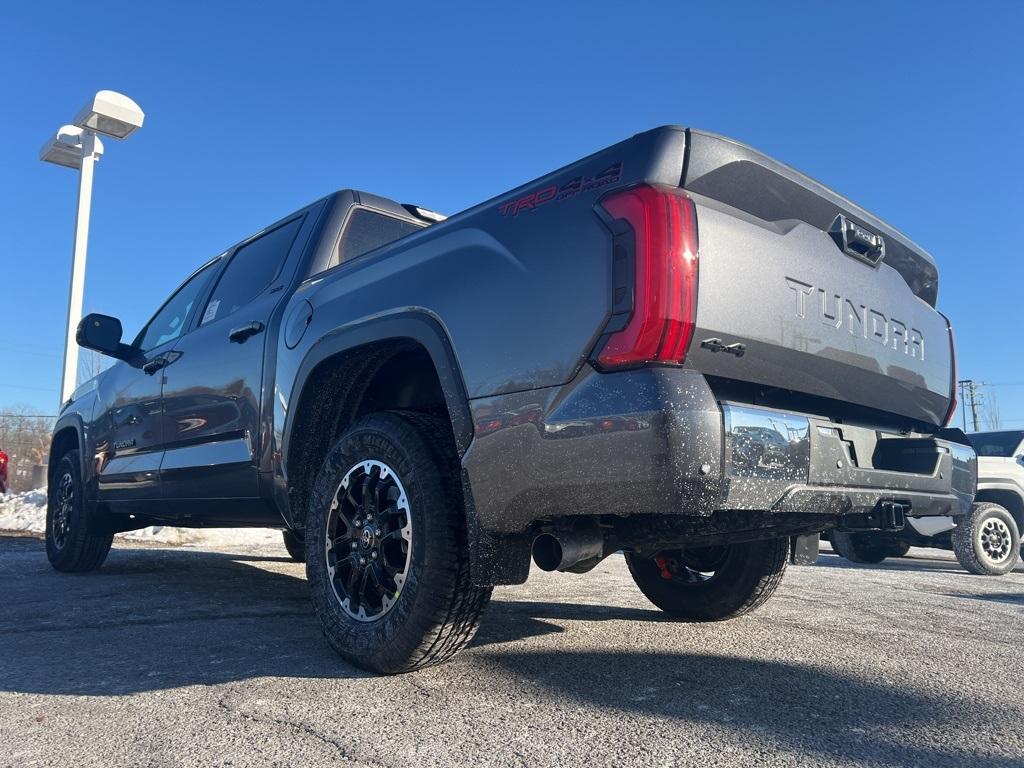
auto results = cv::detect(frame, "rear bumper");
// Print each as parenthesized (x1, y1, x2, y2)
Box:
(721, 402, 976, 519)
(463, 366, 976, 534)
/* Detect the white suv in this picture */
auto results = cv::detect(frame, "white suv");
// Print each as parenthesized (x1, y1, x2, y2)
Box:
(828, 430, 1024, 575)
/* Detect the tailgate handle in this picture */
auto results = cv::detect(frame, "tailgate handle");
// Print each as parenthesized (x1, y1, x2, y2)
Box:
(829, 214, 886, 266)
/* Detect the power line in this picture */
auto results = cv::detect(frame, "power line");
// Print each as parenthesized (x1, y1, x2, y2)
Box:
(0, 383, 58, 393)
(0, 345, 61, 359)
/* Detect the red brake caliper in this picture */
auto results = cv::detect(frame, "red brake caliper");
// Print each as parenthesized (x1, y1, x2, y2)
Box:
(654, 554, 673, 580)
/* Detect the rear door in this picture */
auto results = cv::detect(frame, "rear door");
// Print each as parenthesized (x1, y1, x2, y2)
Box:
(159, 214, 307, 502)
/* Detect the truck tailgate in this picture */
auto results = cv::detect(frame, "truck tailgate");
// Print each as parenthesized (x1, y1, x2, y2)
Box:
(681, 132, 953, 426)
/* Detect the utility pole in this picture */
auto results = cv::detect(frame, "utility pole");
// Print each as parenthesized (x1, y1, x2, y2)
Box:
(957, 379, 981, 432)
(958, 380, 967, 431)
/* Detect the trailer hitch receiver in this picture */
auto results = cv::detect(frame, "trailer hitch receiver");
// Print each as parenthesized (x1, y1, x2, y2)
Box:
(839, 501, 909, 532)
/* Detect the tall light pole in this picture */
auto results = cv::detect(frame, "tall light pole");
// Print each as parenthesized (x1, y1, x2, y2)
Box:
(40, 90, 144, 405)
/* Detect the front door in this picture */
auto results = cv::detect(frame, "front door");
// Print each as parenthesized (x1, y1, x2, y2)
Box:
(92, 262, 217, 504)
(159, 215, 306, 502)
(92, 347, 171, 503)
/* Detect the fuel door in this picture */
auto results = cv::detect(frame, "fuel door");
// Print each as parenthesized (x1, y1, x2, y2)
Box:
(284, 300, 313, 349)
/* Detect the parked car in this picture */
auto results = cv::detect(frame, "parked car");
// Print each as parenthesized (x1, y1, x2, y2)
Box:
(46, 126, 975, 673)
(827, 430, 1023, 575)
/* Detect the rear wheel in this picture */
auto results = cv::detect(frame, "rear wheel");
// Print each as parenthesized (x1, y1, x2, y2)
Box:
(45, 450, 113, 572)
(282, 529, 305, 563)
(829, 531, 892, 564)
(305, 411, 492, 673)
(952, 502, 1020, 576)
(625, 538, 788, 621)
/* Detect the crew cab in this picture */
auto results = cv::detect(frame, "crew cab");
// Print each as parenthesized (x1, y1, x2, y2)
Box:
(46, 126, 976, 673)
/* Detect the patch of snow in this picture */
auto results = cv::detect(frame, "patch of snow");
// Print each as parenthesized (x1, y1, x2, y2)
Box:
(0, 486, 282, 548)
(0, 487, 48, 530)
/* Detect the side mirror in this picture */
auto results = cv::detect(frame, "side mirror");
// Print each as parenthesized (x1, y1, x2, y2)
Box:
(76, 313, 135, 361)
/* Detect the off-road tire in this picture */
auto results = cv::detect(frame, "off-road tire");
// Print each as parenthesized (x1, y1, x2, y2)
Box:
(625, 538, 789, 621)
(282, 529, 306, 563)
(306, 411, 492, 673)
(46, 450, 113, 572)
(829, 531, 892, 564)
(952, 502, 1020, 576)
(886, 541, 912, 558)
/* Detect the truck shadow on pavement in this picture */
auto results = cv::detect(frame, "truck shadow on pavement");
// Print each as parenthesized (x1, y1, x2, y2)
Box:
(1, 536, 1020, 768)
(472, 599, 670, 646)
(813, 550, 976, 574)
(0, 536, 363, 695)
(937, 590, 1024, 606)
(475, 647, 1022, 768)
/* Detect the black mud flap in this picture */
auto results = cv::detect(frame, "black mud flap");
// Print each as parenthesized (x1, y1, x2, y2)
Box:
(463, 470, 531, 586)
(790, 533, 820, 566)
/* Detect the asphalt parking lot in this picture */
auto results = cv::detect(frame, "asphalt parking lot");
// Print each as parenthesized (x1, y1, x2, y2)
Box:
(1, 534, 1022, 768)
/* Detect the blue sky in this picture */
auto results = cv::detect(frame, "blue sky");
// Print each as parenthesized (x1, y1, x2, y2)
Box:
(1, 1, 1021, 428)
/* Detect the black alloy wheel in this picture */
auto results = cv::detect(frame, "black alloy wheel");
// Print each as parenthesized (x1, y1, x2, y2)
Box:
(325, 459, 413, 622)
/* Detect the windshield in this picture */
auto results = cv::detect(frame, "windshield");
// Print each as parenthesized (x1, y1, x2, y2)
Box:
(968, 431, 1024, 457)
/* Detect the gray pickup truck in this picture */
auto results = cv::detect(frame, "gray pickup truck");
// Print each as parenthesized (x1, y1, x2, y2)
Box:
(49, 126, 976, 673)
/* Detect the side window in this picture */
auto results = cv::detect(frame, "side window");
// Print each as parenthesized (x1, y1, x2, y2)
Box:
(332, 209, 423, 268)
(200, 218, 303, 325)
(136, 263, 216, 351)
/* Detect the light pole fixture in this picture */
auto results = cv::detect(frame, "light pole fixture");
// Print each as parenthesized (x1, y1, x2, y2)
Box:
(40, 90, 144, 405)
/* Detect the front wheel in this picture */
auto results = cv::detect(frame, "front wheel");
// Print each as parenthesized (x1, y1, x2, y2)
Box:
(625, 538, 788, 621)
(952, 502, 1020, 576)
(305, 411, 492, 674)
(46, 450, 113, 572)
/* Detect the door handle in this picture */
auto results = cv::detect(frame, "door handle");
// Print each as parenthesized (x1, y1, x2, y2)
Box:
(228, 321, 265, 344)
(142, 357, 167, 375)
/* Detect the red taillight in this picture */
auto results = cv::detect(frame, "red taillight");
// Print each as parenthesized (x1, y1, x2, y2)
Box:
(595, 185, 699, 370)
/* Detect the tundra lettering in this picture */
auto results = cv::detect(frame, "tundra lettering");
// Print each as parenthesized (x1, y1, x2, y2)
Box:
(785, 276, 925, 359)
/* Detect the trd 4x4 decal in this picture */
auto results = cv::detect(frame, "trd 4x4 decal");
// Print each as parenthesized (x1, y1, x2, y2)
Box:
(499, 162, 623, 217)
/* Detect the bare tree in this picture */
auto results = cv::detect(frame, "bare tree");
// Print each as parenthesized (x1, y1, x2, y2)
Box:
(983, 387, 1002, 430)
(0, 404, 55, 492)
(78, 348, 112, 386)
